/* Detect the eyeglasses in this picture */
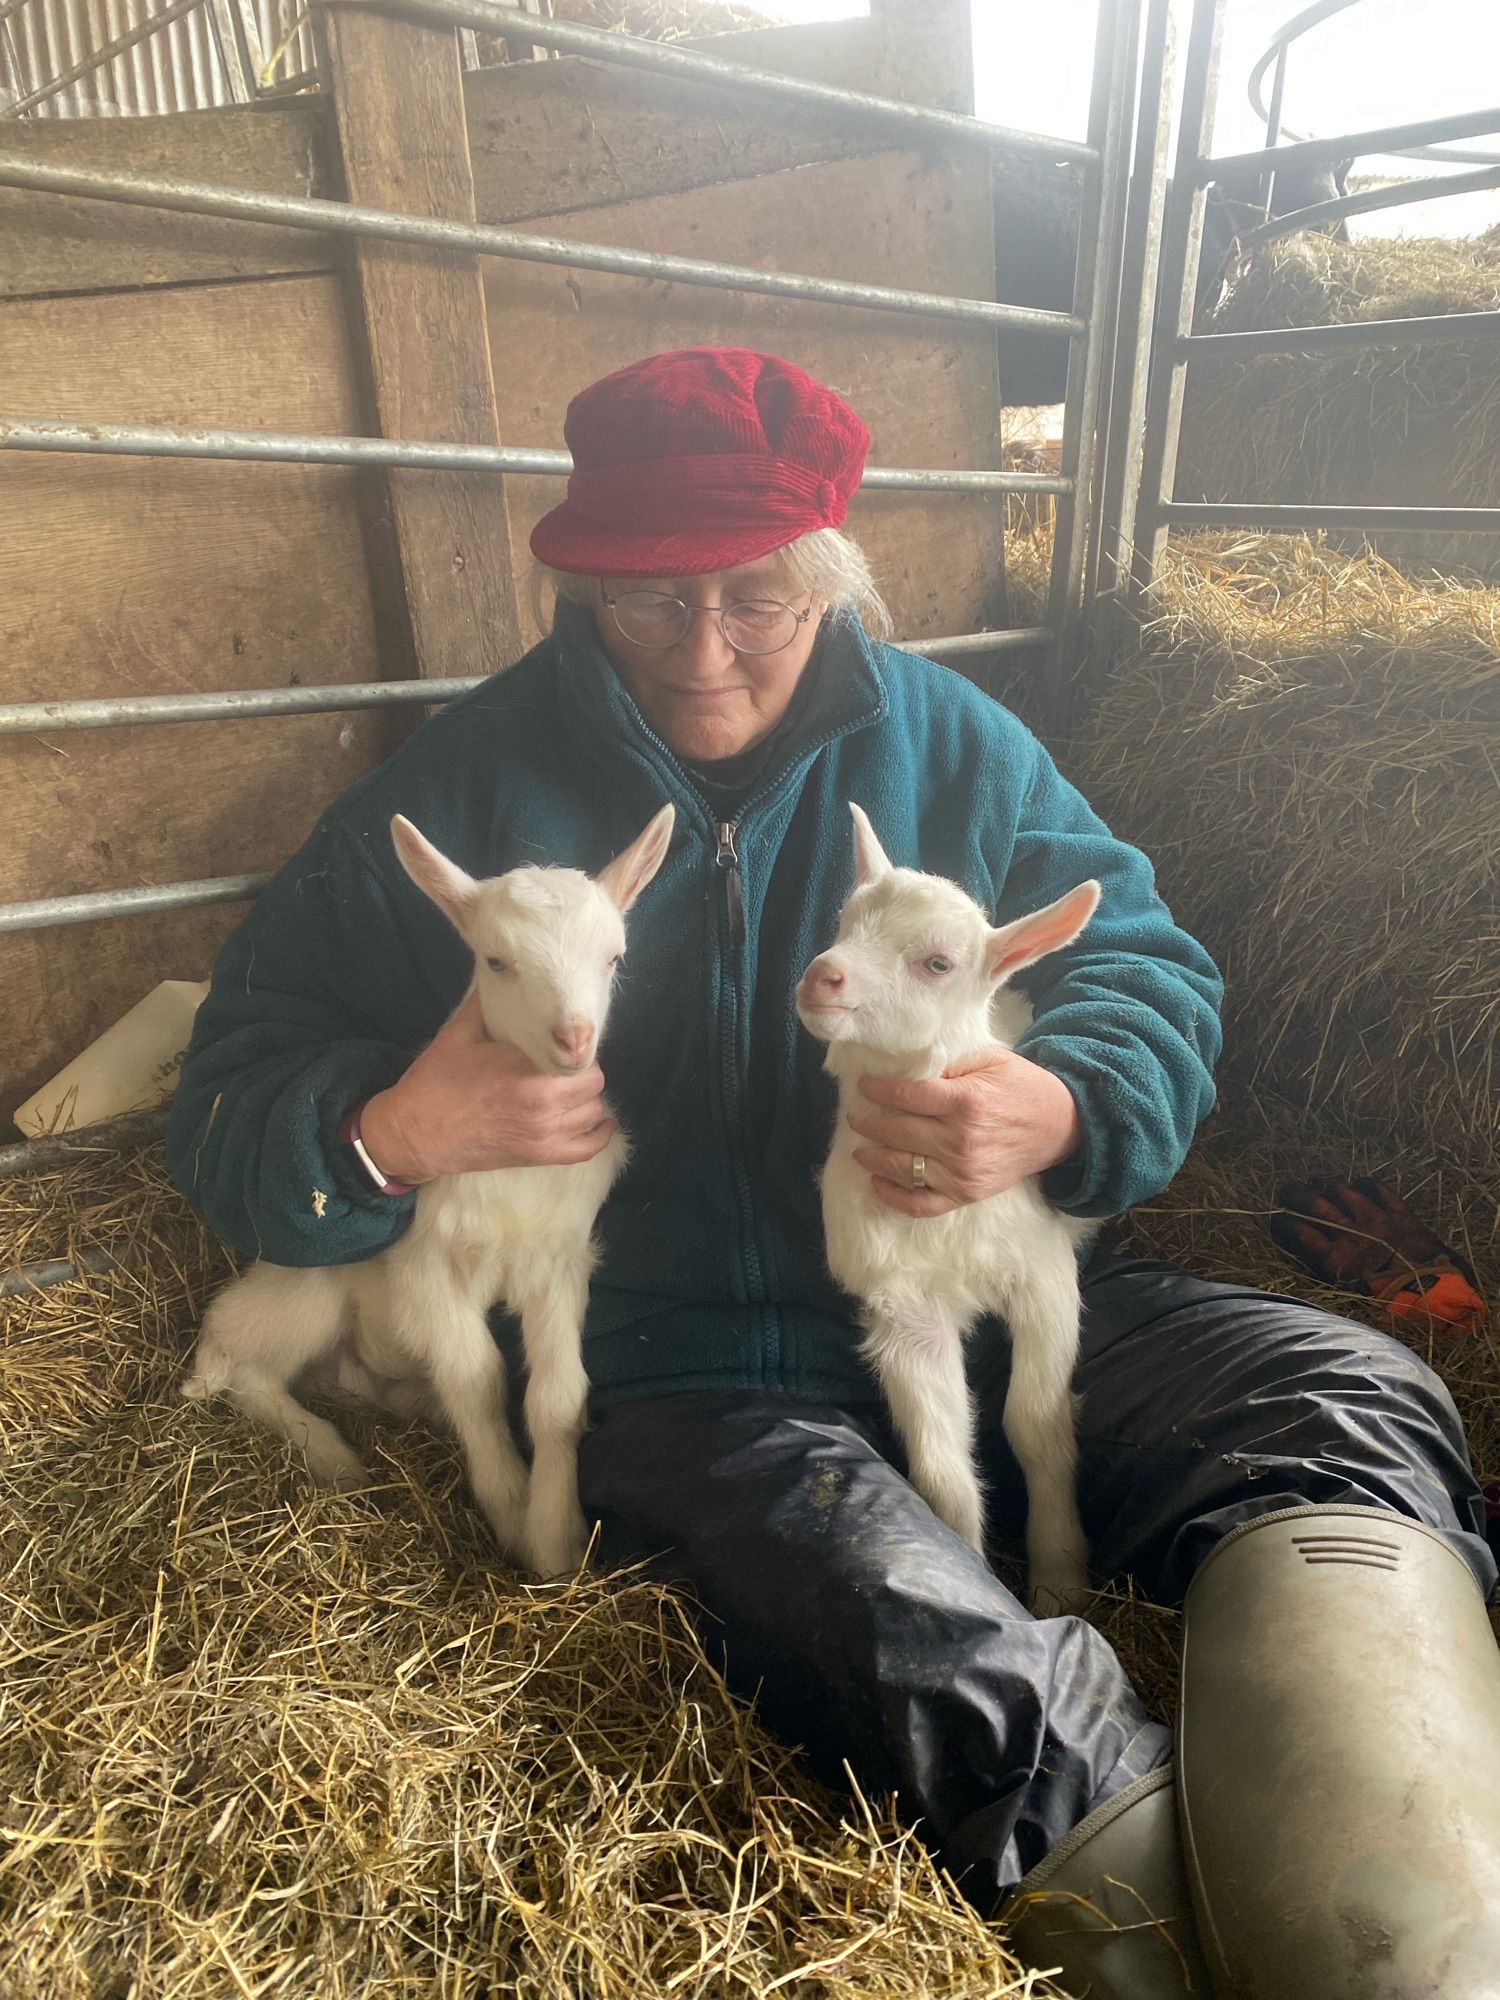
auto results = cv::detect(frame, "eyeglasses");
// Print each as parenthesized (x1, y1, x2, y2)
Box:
(601, 589, 815, 656)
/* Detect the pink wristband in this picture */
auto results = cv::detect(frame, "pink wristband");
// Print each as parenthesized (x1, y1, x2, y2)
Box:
(339, 1099, 417, 1197)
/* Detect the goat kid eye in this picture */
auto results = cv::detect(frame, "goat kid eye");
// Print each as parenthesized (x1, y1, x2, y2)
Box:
(484, 956, 511, 975)
(923, 955, 956, 976)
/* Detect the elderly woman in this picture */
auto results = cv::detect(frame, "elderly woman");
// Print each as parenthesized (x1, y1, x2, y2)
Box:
(167, 347, 1500, 1999)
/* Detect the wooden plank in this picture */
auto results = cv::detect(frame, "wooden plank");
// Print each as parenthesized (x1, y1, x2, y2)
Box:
(0, 99, 336, 303)
(0, 274, 403, 1112)
(463, 7, 973, 227)
(480, 148, 1007, 655)
(323, 3, 524, 673)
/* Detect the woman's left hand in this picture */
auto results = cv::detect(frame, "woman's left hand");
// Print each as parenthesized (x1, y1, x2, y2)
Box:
(847, 1047, 1083, 1218)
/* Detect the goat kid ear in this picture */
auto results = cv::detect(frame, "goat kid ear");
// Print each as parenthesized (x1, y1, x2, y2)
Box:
(596, 803, 676, 912)
(986, 880, 1101, 984)
(390, 815, 481, 936)
(848, 802, 893, 888)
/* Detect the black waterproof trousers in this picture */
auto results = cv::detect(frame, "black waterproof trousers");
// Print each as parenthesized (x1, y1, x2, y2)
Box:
(577, 1253, 1495, 1909)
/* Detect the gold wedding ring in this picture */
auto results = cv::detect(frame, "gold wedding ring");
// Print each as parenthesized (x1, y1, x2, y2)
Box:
(910, 1153, 927, 1191)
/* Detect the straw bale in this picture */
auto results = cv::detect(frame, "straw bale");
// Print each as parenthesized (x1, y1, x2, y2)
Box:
(0, 1154, 1061, 2000)
(1074, 532, 1499, 1235)
(1176, 229, 1500, 574)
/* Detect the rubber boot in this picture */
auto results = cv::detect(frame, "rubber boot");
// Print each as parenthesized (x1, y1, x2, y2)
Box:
(1004, 1765, 1216, 1997)
(1179, 1504, 1500, 2000)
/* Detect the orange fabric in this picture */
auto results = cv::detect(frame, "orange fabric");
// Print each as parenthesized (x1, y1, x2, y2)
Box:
(1271, 1176, 1488, 1342)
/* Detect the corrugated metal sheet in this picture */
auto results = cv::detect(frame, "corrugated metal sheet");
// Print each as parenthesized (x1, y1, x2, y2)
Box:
(0, 0, 316, 116)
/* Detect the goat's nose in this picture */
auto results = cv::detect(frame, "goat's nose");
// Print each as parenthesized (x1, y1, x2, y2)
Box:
(551, 1022, 593, 1065)
(802, 959, 846, 1000)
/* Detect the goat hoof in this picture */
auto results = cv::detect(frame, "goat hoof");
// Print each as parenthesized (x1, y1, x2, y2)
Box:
(306, 1445, 373, 1494)
(1028, 1571, 1092, 1618)
(525, 1506, 590, 1580)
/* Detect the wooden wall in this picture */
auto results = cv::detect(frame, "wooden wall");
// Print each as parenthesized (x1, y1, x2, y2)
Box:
(0, 0, 1004, 1115)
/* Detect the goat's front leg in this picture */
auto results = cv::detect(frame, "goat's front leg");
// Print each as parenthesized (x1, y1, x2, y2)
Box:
(511, 1255, 593, 1578)
(1001, 1255, 1090, 1617)
(394, 1278, 529, 1560)
(860, 1294, 986, 1555)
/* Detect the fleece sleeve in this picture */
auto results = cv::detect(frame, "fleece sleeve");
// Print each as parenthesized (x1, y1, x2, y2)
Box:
(997, 741, 1224, 1220)
(164, 816, 459, 1266)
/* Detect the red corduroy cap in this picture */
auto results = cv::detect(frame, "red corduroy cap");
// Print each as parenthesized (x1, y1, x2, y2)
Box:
(530, 347, 871, 577)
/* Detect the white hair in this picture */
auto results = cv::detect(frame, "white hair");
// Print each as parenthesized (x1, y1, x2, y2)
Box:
(539, 527, 893, 639)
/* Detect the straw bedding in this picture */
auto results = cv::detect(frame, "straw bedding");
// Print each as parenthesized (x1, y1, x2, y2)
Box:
(0, 1155, 1060, 1998)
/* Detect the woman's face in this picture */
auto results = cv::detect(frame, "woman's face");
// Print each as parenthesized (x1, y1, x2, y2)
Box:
(592, 556, 827, 763)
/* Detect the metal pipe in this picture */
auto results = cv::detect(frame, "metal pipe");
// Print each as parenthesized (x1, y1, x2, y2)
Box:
(1, 0, 209, 116)
(0, 0, 38, 25)
(1132, 0, 1226, 598)
(0, 153, 1084, 337)
(1085, 0, 1176, 699)
(1246, 0, 1500, 169)
(1200, 105, 1500, 184)
(1159, 501, 1500, 532)
(0, 1249, 121, 1299)
(0, 677, 480, 733)
(1180, 311, 1500, 359)
(323, 0, 1099, 167)
(912, 628, 1052, 659)
(1236, 163, 1500, 249)
(0, 630, 1054, 737)
(0, 1108, 169, 1181)
(1258, 37, 1288, 216)
(1045, 0, 1137, 739)
(0, 873, 272, 934)
(0, 414, 1068, 495)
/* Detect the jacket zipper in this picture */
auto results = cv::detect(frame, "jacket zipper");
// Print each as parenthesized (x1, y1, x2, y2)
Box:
(714, 821, 746, 945)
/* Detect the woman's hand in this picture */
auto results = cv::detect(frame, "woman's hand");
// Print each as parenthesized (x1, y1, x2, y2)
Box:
(846, 1046, 1082, 1218)
(357, 992, 618, 1186)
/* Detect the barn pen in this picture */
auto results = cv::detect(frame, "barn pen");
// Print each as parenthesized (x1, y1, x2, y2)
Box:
(1, 0, 1498, 1993)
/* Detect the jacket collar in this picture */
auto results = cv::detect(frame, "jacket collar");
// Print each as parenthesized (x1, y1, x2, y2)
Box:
(549, 598, 888, 827)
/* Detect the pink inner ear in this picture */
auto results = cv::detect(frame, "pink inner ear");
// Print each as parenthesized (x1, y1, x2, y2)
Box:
(988, 883, 1100, 980)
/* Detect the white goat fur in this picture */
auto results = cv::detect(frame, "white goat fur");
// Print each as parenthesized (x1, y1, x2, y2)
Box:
(796, 803, 1100, 1615)
(182, 804, 675, 1578)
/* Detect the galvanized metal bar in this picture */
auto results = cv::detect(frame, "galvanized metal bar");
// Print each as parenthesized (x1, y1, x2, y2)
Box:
(0, 1248, 120, 1299)
(0, 152, 1085, 336)
(0, 630, 1055, 738)
(0, 0, 38, 26)
(1, 0, 209, 115)
(1043, 0, 1136, 740)
(0, 677, 480, 733)
(0, 414, 1069, 495)
(0, 873, 272, 934)
(1200, 104, 1500, 184)
(1257, 36, 1288, 215)
(912, 628, 1052, 659)
(1159, 501, 1500, 532)
(1237, 163, 1500, 249)
(1084, 0, 1175, 701)
(0, 1108, 169, 1182)
(324, 0, 1099, 167)
(1180, 311, 1500, 359)
(1132, 0, 1225, 599)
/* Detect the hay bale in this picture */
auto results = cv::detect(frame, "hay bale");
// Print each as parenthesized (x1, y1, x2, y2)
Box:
(1074, 533, 1499, 1245)
(1176, 228, 1500, 576)
(0, 1154, 1060, 1999)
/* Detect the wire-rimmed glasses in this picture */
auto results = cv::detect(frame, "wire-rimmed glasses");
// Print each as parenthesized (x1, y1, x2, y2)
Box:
(602, 588, 815, 655)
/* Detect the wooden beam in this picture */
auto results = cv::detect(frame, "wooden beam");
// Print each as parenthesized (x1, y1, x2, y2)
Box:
(322, 2, 523, 676)
(0, 100, 334, 303)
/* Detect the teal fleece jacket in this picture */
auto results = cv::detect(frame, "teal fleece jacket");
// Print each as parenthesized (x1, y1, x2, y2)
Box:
(166, 605, 1223, 1411)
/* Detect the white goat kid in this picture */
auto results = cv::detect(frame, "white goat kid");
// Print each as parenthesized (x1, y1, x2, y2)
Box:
(183, 804, 675, 1578)
(796, 804, 1100, 1615)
